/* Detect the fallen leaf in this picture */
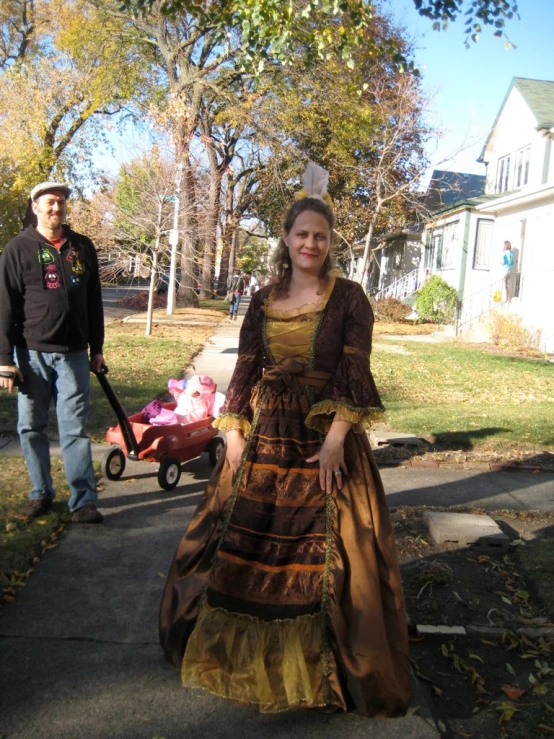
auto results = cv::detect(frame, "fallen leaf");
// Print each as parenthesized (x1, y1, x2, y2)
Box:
(506, 663, 516, 676)
(469, 654, 484, 664)
(538, 725, 554, 734)
(533, 684, 550, 696)
(157, 572, 166, 578)
(497, 700, 519, 723)
(501, 685, 526, 700)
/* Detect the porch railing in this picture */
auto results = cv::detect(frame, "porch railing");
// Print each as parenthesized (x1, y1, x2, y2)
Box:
(455, 277, 505, 335)
(373, 268, 423, 302)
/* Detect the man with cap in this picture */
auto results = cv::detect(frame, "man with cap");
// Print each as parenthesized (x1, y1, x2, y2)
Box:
(0, 182, 105, 523)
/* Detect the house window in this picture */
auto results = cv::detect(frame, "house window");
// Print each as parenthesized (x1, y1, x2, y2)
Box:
(473, 219, 494, 270)
(515, 146, 530, 188)
(437, 221, 459, 269)
(496, 155, 511, 193)
(424, 233, 437, 268)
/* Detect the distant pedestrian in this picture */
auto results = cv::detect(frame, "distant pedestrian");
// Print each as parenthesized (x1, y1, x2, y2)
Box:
(227, 270, 245, 320)
(502, 241, 514, 301)
(0, 181, 105, 523)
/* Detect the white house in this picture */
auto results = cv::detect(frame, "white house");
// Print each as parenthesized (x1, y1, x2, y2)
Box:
(366, 170, 485, 299)
(418, 77, 554, 352)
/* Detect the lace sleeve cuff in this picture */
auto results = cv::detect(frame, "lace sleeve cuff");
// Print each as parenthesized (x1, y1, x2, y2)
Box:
(304, 400, 383, 434)
(212, 413, 251, 435)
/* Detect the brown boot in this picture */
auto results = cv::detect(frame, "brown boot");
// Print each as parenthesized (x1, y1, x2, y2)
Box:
(71, 504, 104, 524)
(22, 498, 53, 518)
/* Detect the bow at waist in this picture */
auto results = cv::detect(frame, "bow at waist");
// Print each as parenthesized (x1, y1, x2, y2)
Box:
(262, 357, 331, 392)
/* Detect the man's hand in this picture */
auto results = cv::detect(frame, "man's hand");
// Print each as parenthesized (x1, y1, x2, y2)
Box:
(0, 364, 23, 393)
(89, 353, 105, 373)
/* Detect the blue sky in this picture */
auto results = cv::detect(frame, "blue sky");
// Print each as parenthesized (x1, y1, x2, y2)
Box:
(384, 0, 554, 180)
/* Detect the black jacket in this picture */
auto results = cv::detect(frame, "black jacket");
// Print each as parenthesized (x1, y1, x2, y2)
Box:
(0, 225, 104, 365)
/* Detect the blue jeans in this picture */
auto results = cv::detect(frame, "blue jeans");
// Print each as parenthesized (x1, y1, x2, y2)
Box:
(15, 348, 97, 512)
(229, 293, 241, 316)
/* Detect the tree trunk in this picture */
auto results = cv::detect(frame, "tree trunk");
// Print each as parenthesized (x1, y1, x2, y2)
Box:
(177, 155, 199, 307)
(217, 183, 237, 295)
(145, 242, 159, 337)
(199, 167, 222, 298)
(357, 215, 379, 288)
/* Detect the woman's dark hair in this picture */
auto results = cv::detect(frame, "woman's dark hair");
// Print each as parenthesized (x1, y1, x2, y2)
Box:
(270, 197, 335, 297)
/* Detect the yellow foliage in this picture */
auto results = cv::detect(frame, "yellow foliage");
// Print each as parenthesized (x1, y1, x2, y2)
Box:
(489, 311, 543, 354)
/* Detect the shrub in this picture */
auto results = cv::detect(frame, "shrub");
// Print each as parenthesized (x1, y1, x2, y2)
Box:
(374, 297, 412, 322)
(415, 275, 458, 324)
(489, 311, 543, 354)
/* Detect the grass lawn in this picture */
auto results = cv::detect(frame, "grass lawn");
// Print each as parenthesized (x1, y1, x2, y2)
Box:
(199, 298, 229, 312)
(0, 456, 70, 605)
(371, 338, 554, 453)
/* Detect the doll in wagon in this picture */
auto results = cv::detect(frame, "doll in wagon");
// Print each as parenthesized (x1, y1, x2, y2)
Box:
(145, 375, 225, 426)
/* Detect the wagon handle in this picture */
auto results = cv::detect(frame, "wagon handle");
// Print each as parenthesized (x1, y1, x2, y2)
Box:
(93, 366, 141, 461)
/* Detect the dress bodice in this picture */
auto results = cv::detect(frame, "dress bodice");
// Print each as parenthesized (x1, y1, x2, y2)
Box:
(263, 278, 335, 362)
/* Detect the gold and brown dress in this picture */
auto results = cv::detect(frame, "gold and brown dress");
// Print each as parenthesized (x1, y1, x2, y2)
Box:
(159, 276, 410, 716)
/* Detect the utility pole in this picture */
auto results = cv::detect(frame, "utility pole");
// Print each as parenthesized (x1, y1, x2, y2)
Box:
(167, 161, 184, 315)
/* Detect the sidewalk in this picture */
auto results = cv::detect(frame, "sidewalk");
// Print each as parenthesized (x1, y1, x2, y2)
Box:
(1, 300, 553, 738)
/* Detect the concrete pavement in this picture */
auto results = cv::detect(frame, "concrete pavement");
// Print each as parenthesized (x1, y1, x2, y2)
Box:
(1, 296, 553, 738)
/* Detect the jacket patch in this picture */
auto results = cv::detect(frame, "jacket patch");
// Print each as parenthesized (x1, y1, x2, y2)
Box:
(70, 275, 82, 288)
(43, 264, 61, 289)
(66, 248, 77, 262)
(38, 247, 55, 265)
(72, 260, 85, 275)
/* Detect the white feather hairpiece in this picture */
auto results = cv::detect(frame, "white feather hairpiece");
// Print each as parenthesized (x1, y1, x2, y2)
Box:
(295, 162, 333, 206)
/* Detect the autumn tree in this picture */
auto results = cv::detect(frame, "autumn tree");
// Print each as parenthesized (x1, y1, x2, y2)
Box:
(121, 0, 520, 64)
(0, 0, 149, 246)
(0, 0, 47, 68)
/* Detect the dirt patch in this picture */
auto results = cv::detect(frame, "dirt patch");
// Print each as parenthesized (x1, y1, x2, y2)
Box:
(374, 321, 437, 336)
(117, 292, 166, 310)
(395, 507, 554, 737)
(105, 321, 217, 342)
(373, 342, 412, 355)
(371, 439, 554, 469)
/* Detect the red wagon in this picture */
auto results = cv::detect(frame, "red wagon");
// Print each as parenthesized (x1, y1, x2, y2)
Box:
(95, 369, 225, 490)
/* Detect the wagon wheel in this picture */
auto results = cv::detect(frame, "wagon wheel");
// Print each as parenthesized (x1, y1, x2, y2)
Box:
(158, 457, 181, 490)
(208, 437, 225, 467)
(101, 448, 126, 481)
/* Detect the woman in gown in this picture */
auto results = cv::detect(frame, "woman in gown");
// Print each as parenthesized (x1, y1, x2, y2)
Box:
(159, 179, 410, 717)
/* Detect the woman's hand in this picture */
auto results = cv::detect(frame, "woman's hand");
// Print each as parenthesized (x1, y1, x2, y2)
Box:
(306, 419, 351, 492)
(225, 429, 246, 474)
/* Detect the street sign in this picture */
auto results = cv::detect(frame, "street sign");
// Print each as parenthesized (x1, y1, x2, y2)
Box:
(168, 229, 179, 246)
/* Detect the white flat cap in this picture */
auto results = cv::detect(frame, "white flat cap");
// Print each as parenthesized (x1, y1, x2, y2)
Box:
(30, 181, 71, 201)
